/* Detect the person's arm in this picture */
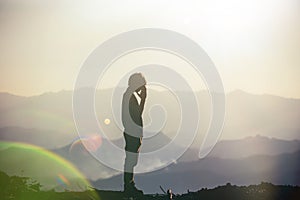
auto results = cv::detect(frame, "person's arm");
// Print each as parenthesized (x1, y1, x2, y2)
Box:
(138, 85, 147, 113)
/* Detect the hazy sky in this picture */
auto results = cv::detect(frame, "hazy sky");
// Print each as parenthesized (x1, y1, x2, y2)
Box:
(0, 0, 299, 97)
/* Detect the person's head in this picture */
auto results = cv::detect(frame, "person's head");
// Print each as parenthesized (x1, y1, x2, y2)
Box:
(128, 73, 146, 92)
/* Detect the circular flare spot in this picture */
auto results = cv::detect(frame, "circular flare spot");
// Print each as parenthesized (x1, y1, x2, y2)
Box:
(104, 118, 110, 125)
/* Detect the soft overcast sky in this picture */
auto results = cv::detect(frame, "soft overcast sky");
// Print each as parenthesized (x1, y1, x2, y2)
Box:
(0, 0, 299, 97)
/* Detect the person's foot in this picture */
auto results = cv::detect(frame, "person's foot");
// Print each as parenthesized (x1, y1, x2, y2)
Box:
(124, 182, 143, 196)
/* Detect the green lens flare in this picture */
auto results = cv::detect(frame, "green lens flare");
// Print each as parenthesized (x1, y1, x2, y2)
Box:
(0, 141, 100, 200)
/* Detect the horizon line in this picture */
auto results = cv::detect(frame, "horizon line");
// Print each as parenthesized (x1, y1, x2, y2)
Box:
(0, 88, 300, 100)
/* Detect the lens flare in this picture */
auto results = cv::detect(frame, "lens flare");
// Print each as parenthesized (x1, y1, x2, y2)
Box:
(0, 141, 99, 199)
(56, 173, 70, 186)
(104, 118, 110, 125)
(69, 134, 102, 153)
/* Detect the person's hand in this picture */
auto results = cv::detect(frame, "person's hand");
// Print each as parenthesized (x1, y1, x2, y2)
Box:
(140, 85, 147, 100)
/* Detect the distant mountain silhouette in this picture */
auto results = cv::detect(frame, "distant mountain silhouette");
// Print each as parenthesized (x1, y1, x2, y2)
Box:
(0, 126, 71, 149)
(223, 90, 300, 140)
(1, 89, 300, 194)
(0, 89, 299, 149)
(181, 135, 300, 161)
(43, 135, 300, 183)
(92, 150, 300, 194)
(0, 92, 25, 111)
(208, 135, 300, 158)
(49, 131, 173, 181)
(0, 91, 76, 148)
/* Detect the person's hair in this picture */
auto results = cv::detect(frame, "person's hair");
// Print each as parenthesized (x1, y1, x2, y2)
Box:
(128, 73, 146, 89)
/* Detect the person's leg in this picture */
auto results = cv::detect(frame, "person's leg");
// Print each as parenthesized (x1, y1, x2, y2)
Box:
(124, 151, 135, 185)
(123, 133, 142, 193)
(124, 151, 137, 191)
(124, 133, 136, 185)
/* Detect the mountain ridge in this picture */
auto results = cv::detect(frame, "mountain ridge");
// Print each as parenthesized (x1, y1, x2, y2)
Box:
(92, 150, 300, 194)
(1, 89, 300, 100)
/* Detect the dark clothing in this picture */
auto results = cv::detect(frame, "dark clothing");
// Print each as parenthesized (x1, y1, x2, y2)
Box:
(123, 132, 142, 185)
(124, 132, 142, 153)
(122, 88, 144, 186)
(122, 88, 143, 138)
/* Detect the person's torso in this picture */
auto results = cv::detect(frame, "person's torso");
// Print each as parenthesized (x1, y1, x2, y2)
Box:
(122, 90, 143, 136)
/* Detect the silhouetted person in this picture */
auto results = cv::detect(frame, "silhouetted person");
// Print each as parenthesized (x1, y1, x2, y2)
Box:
(122, 73, 147, 195)
(167, 189, 173, 200)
